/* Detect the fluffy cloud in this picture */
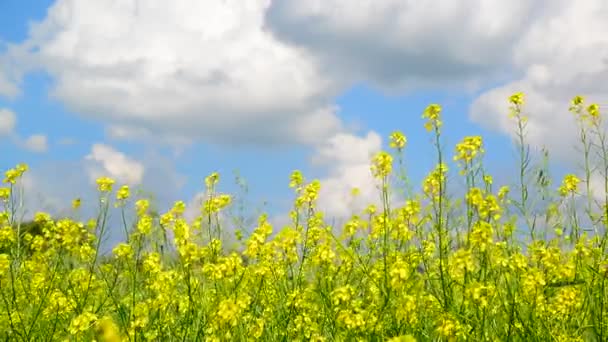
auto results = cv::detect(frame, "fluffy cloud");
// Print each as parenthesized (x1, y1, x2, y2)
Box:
(314, 131, 383, 219)
(85, 143, 145, 185)
(23, 134, 49, 153)
(0, 108, 16, 136)
(4, 0, 342, 147)
(0, 54, 20, 98)
(265, 0, 536, 92)
(469, 0, 608, 162)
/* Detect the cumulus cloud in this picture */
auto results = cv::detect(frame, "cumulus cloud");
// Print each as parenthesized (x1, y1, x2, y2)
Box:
(0, 108, 16, 136)
(265, 0, 538, 92)
(0, 54, 21, 98)
(4, 0, 342, 147)
(23, 134, 49, 153)
(85, 143, 145, 185)
(469, 0, 608, 162)
(313, 131, 383, 219)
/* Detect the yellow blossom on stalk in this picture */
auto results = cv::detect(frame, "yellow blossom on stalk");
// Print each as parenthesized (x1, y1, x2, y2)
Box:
(113, 243, 133, 259)
(96, 176, 115, 193)
(371, 151, 393, 179)
(3, 164, 28, 184)
(205, 172, 220, 189)
(95, 316, 122, 342)
(454, 136, 484, 167)
(136, 215, 153, 235)
(289, 170, 304, 190)
(72, 198, 81, 209)
(422, 104, 442, 132)
(423, 163, 448, 198)
(387, 335, 417, 342)
(135, 199, 149, 217)
(389, 131, 407, 150)
(0, 254, 9, 276)
(497, 186, 510, 200)
(0, 187, 10, 201)
(69, 311, 98, 335)
(483, 175, 493, 185)
(172, 200, 186, 216)
(204, 194, 232, 214)
(509, 92, 524, 106)
(470, 221, 493, 251)
(558, 174, 580, 196)
(508, 92, 528, 122)
(571, 95, 584, 107)
(116, 185, 130, 201)
(587, 103, 601, 120)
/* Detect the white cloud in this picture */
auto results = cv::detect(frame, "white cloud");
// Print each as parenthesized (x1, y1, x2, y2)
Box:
(0, 108, 16, 136)
(313, 131, 383, 219)
(265, 0, 536, 92)
(5, 0, 342, 147)
(23, 134, 49, 153)
(0, 54, 21, 98)
(469, 0, 608, 162)
(85, 143, 145, 185)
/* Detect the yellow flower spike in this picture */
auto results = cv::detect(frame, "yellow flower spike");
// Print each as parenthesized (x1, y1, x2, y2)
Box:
(454, 136, 484, 165)
(587, 103, 600, 119)
(135, 199, 150, 217)
(0, 187, 10, 201)
(3, 168, 19, 184)
(95, 316, 122, 342)
(483, 175, 493, 185)
(389, 131, 407, 150)
(0, 254, 9, 276)
(559, 174, 581, 197)
(172, 200, 186, 216)
(116, 185, 130, 201)
(69, 311, 98, 335)
(572, 95, 585, 107)
(289, 170, 304, 189)
(371, 151, 393, 179)
(205, 172, 220, 189)
(422, 104, 443, 132)
(509, 92, 525, 106)
(96, 176, 115, 193)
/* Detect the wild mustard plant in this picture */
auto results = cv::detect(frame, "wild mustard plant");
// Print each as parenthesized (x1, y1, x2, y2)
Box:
(2, 93, 608, 341)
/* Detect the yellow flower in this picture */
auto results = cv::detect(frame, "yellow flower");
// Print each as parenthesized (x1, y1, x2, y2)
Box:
(116, 185, 130, 201)
(389, 131, 407, 150)
(454, 136, 484, 165)
(113, 243, 133, 259)
(388, 335, 417, 342)
(289, 170, 304, 189)
(0, 187, 10, 201)
(371, 151, 393, 179)
(95, 316, 122, 342)
(587, 103, 600, 119)
(571, 95, 584, 106)
(0, 254, 10, 276)
(205, 172, 220, 189)
(96, 176, 115, 193)
(558, 174, 580, 196)
(3, 164, 28, 184)
(509, 92, 524, 106)
(135, 199, 150, 217)
(72, 198, 81, 209)
(69, 311, 98, 335)
(422, 104, 442, 132)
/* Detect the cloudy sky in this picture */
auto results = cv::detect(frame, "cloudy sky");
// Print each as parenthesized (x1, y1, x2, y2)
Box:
(1, 0, 607, 242)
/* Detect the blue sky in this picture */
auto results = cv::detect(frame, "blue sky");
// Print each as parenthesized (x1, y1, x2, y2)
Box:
(1, 0, 606, 242)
